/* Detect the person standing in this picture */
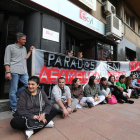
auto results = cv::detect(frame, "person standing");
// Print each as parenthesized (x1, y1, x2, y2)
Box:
(77, 52, 83, 58)
(4, 32, 35, 112)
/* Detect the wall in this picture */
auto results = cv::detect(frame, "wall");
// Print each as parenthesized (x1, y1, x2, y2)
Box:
(117, 38, 140, 61)
(122, 2, 140, 49)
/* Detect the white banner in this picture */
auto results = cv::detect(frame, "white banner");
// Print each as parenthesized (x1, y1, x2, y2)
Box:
(32, 49, 140, 84)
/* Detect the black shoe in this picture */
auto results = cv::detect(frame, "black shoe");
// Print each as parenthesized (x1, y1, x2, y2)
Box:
(118, 99, 125, 104)
(135, 96, 139, 99)
(102, 100, 107, 104)
(87, 102, 93, 108)
(126, 100, 134, 104)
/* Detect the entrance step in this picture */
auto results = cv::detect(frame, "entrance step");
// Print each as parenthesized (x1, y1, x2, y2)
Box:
(0, 99, 10, 112)
(0, 111, 13, 120)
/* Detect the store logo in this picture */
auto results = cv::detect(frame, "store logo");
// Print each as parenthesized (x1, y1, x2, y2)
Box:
(46, 30, 53, 36)
(79, 9, 87, 21)
(79, 9, 93, 24)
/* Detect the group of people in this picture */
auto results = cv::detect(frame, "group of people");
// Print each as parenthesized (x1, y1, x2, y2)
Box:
(66, 50, 83, 58)
(4, 32, 140, 139)
(10, 73, 140, 139)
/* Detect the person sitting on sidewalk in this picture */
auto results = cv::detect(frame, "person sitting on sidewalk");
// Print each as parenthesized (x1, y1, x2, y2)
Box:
(107, 75, 134, 104)
(116, 75, 138, 99)
(130, 74, 140, 97)
(98, 77, 112, 104)
(125, 76, 137, 98)
(51, 77, 78, 118)
(70, 78, 92, 109)
(10, 76, 58, 139)
(84, 76, 105, 108)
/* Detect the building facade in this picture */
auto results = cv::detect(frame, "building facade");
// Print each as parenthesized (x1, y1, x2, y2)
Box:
(0, 0, 140, 98)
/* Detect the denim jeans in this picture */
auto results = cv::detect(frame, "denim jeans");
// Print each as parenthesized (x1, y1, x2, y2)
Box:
(9, 73, 29, 110)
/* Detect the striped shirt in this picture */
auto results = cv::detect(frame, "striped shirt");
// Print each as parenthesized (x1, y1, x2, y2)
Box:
(4, 43, 27, 74)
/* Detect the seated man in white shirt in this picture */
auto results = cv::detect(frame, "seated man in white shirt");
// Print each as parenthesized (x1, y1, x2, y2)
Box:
(51, 77, 78, 118)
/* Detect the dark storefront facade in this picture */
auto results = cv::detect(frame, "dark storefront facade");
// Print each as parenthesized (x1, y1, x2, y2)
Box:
(0, 0, 117, 99)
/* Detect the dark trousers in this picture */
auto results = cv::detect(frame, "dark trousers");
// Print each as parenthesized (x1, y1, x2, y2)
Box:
(112, 90, 128, 102)
(131, 88, 139, 96)
(10, 109, 58, 134)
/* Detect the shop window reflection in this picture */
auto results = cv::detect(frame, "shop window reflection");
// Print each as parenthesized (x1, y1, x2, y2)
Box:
(97, 41, 114, 61)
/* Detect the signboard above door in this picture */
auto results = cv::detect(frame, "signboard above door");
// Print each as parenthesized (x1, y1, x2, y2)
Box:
(79, 0, 96, 11)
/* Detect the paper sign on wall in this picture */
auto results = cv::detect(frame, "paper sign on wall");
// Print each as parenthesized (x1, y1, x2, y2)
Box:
(42, 28, 59, 42)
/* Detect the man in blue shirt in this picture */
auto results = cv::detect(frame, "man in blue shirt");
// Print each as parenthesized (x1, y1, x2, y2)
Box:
(130, 74, 140, 95)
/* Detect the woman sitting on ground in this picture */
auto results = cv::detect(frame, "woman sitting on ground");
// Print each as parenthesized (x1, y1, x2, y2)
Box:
(84, 76, 105, 108)
(107, 75, 134, 104)
(10, 76, 58, 139)
(125, 76, 133, 98)
(70, 78, 91, 108)
(98, 77, 112, 103)
(125, 76, 139, 99)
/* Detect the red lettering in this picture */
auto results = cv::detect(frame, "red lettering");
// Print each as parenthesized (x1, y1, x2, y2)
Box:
(39, 66, 50, 83)
(108, 71, 126, 81)
(129, 62, 140, 71)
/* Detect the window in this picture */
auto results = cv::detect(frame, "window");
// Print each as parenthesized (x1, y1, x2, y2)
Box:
(125, 12, 135, 30)
(97, 41, 114, 61)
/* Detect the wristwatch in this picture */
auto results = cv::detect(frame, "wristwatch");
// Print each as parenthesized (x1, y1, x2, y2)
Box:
(67, 106, 71, 108)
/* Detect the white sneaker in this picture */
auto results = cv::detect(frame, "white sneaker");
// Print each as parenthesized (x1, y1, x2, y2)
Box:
(45, 120, 54, 128)
(25, 130, 34, 139)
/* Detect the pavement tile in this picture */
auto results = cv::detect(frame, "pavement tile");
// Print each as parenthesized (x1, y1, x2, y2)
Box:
(5, 133, 26, 140)
(54, 117, 80, 129)
(93, 104, 114, 111)
(108, 115, 140, 135)
(69, 110, 93, 122)
(31, 128, 57, 139)
(56, 122, 107, 140)
(123, 107, 140, 115)
(132, 114, 140, 123)
(106, 107, 137, 120)
(82, 117, 121, 139)
(111, 129, 140, 140)
(30, 129, 67, 140)
(81, 107, 116, 121)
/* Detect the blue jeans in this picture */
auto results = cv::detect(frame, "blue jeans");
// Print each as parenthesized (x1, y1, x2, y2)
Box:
(9, 73, 29, 110)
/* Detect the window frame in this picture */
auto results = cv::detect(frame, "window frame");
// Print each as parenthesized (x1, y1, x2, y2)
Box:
(124, 11, 135, 30)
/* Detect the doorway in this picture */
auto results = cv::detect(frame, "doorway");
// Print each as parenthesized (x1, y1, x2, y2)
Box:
(65, 23, 96, 59)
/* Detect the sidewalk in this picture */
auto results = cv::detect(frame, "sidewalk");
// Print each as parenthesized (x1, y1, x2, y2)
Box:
(1, 98, 140, 140)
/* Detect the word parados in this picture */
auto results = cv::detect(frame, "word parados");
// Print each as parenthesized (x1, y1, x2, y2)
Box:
(44, 52, 96, 70)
